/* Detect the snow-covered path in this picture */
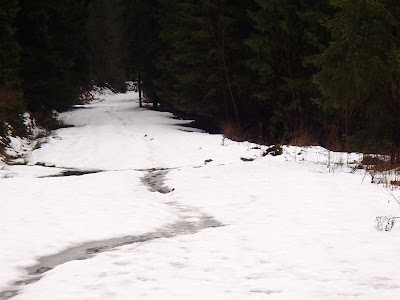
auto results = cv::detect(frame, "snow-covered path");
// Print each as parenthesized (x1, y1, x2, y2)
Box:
(1, 91, 400, 299)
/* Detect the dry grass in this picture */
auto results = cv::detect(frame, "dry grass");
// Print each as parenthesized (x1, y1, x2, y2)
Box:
(290, 128, 318, 147)
(220, 120, 253, 143)
(0, 83, 23, 111)
(0, 83, 25, 136)
(361, 153, 400, 190)
(320, 124, 345, 152)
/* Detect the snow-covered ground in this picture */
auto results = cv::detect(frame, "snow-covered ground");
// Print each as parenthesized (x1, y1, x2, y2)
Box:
(1, 91, 400, 299)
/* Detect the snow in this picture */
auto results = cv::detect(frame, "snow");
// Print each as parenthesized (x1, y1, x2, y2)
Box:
(1, 113, 48, 165)
(1, 91, 400, 299)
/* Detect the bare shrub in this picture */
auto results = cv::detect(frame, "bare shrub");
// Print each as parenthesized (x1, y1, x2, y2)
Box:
(362, 152, 400, 189)
(220, 120, 252, 142)
(0, 83, 23, 111)
(322, 124, 344, 152)
(0, 83, 25, 136)
(290, 128, 318, 147)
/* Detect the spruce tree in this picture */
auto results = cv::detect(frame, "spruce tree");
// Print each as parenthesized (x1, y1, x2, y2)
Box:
(0, 0, 25, 136)
(87, 0, 126, 91)
(155, 0, 254, 124)
(155, 0, 218, 117)
(18, 0, 90, 112)
(246, 0, 332, 141)
(120, 0, 161, 106)
(312, 0, 400, 151)
(0, 0, 21, 88)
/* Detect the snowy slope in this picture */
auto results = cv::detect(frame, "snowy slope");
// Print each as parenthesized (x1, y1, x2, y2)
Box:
(1, 91, 400, 299)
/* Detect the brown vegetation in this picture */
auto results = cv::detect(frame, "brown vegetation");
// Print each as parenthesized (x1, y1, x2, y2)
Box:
(361, 152, 400, 190)
(220, 120, 252, 142)
(289, 128, 318, 147)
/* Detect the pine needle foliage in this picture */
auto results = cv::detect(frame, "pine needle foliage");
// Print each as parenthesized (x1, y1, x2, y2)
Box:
(18, 0, 90, 112)
(155, 0, 255, 123)
(246, 0, 332, 141)
(312, 0, 400, 151)
(0, 0, 25, 136)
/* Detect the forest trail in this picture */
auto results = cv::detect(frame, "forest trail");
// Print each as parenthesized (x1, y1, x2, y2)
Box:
(1, 91, 400, 299)
(0, 92, 223, 299)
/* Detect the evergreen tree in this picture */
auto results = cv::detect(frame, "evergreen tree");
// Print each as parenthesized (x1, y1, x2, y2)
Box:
(155, 0, 255, 125)
(87, 0, 126, 91)
(155, 0, 220, 118)
(312, 0, 400, 151)
(18, 0, 90, 112)
(246, 0, 332, 141)
(0, 0, 21, 88)
(120, 0, 161, 106)
(0, 0, 25, 136)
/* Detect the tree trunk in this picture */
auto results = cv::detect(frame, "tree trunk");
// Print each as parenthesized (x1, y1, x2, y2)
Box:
(138, 72, 142, 107)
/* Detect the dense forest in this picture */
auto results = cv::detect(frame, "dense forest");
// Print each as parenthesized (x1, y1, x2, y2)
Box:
(1, 0, 400, 155)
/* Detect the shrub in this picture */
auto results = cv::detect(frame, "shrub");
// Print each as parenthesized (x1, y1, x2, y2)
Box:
(220, 120, 251, 142)
(0, 82, 26, 137)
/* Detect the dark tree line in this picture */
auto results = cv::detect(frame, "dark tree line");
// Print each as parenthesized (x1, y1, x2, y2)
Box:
(0, 0, 24, 136)
(0, 0, 91, 134)
(121, 0, 400, 153)
(1, 0, 400, 154)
